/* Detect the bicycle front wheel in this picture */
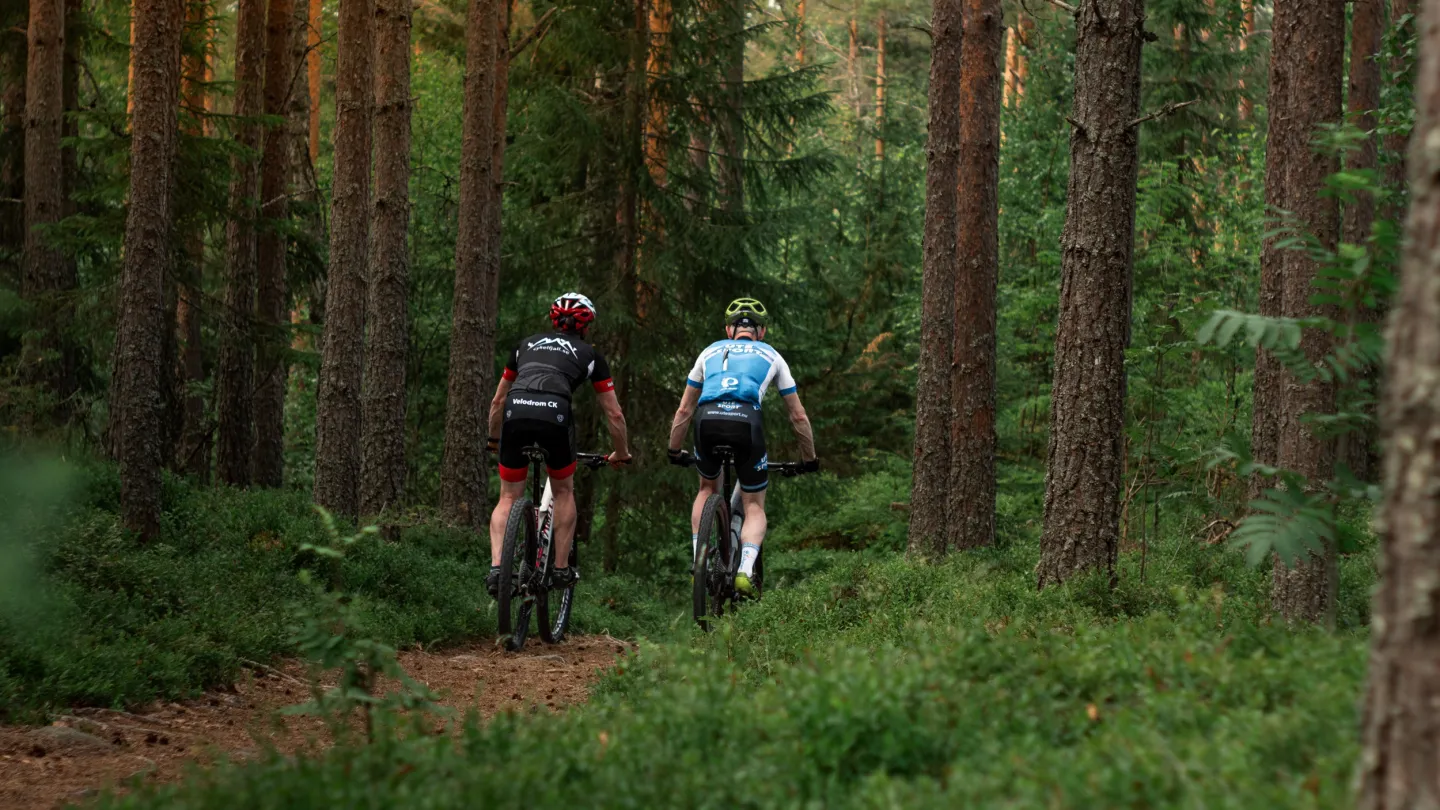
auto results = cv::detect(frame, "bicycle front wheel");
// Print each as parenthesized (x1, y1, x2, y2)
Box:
(692, 493, 729, 630)
(497, 496, 536, 646)
(539, 541, 576, 643)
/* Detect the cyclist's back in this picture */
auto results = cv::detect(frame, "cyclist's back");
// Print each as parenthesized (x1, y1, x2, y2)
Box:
(689, 339, 797, 406)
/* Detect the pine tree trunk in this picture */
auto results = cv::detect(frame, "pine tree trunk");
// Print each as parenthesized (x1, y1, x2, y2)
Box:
(1251, 0, 1293, 503)
(314, 0, 375, 518)
(1238, 0, 1254, 120)
(1003, 24, 1017, 109)
(1345, 0, 1385, 483)
(1, 23, 24, 273)
(440, 0, 506, 527)
(176, 0, 210, 480)
(1271, 0, 1343, 625)
(216, 0, 267, 485)
(116, 0, 183, 538)
(1358, 3, 1440, 799)
(947, 0, 1000, 552)
(873, 13, 885, 160)
(308, 0, 321, 162)
(360, 0, 411, 519)
(645, 0, 671, 186)
(794, 0, 805, 63)
(23, 0, 75, 414)
(906, 0, 959, 560)
(252, 0, 299, 487)
(847, 14, 859, 120)
(1036, 0, 1146, 589)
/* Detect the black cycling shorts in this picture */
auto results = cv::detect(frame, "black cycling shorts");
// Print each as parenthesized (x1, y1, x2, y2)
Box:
(693, 401, 768, 491)
(498, 393, 576, 481)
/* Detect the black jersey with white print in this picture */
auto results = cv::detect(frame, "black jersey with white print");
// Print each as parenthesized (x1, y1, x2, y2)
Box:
(502, 332, 615, 401)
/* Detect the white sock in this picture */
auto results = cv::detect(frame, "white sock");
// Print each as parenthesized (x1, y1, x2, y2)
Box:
(738, 544, 760, 576)
(692, 533, 699, 558)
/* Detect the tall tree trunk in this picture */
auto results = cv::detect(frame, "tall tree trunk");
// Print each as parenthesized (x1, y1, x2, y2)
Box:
(1238, 0, 1255, 120)
(1036, 0, 1146, 589)
(1271, 0, 1344, 625)
(645, 0, 671, 186)
(794, 0, 805, 63)
(1016, 13, 1032, 100)
(313, 0, 375, 518)
(948, 0, 1000, 552)
(308, 0, 321, 162)
(1003, 24, 1017, 108)
(360, 0, 411, 518)
(874, 13, 885, 160)
(216, 0, 267, 485)
(1251, 0, 1294, 503)
(906, 0, 960, 560)
(253, 0, 299, 487)
(176, 0, 210, 480)
(116, 0, 183, 538)
(23, 0, 75, 415)
(847, 14, 859, 120)
(440, 0, 506, 527)
(1345, 0, 1385, 483)
(1358, 3, 1440, 799)
(716, 0, 743, 214)
(2, 14, 25, 274)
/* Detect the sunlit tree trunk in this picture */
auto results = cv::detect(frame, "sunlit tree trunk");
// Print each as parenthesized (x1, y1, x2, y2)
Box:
(314, 0, 375, 518)
(906, 0, 960, 560)
(1036, 0, 1146, 589)
(115, 0, 184, 538)
(360, 0, 412, 519)
(1358, 3, 1440, 800)
(794, 0, 805, 63)
(23, 0, 75, 416)
(874, 12, 885, 160)
(441, 0, 508, 527)
(253, 0, 300, 487)
(847, 14, 860, 120)
(216, 0, 267, 485)
(1238, 0, 1255, 120)
(948, 0, 1001, 552)
(308, 0, 322, 162)
(1003, 24, 1017, 108)
(1271, 0, 1343, 625)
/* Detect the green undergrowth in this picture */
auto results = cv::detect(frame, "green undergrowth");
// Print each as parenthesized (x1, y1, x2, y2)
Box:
(98, 525, 1376, 809)
(0, 457, 681, 721)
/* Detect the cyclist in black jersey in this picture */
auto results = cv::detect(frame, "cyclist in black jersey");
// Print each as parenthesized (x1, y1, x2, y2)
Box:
(485, 293, 631, 597)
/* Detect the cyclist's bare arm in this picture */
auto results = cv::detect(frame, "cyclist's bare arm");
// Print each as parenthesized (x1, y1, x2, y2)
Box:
(488, 377, 514, 439)
(597, 388, 631, 459)
(668, 386, 701, 451)
(783, 392, 817, 461)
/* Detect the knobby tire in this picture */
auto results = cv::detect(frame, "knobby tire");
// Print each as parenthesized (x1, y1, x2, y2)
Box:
(539, 540, 576, 643)
(693, 493, 729, 630)
(497, 496, 537, 649)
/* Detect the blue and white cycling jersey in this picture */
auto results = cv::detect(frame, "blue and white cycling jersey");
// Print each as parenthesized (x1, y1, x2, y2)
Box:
(687, 339, 798, 406)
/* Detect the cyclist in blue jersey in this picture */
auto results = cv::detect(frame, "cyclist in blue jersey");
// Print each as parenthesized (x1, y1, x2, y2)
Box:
(667, 297, 819, 594)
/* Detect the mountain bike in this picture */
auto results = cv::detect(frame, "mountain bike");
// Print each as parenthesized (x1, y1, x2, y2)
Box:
(496, 448, 616, 652)
(678, 446, 806, 630)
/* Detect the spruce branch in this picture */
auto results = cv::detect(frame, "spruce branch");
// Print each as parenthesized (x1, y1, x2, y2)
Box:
(1128, 99, 1199, 129)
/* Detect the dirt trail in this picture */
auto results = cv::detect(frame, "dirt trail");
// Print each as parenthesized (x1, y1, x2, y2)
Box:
(0, 637, 628, 810)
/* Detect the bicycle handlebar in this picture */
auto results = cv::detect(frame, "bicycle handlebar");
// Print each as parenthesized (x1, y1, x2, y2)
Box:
(577, 452, 629, 470)
(669, 449, 813, 477)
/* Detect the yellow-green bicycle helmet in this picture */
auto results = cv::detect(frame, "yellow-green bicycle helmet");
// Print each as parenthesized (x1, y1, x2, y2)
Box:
(725, 297, 768, 328)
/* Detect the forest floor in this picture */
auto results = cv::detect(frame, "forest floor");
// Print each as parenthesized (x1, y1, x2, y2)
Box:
(0, 637, 629, 810)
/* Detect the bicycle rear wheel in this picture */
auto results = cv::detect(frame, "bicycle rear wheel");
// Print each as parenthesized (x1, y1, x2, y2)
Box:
(692, 493, 729, 630)
(497, 496, 537, 648)
(538, 540, 576, 643)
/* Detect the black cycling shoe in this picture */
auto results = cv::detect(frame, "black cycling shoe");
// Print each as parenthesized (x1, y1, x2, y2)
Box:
(486, 565, 503, 599)
(549, 566, 578, 589)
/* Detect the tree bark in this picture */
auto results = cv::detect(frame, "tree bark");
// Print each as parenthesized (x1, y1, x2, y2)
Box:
(23, 0, 75, 414)
(847, 14, 860, 120)
(645, 0, 671, 186)
(360, 0, 412, 519)
(1251, 0, 1294, 503)
(440, 0, 507, 527)
(1357, 2, 1440, 800)
(176, 0, 210, 480)
(253, 0, 300, 487)
(795, 0, 805, 64)
(216, 0, 267, 485)
(314, 0, 375, 518)
(115, 0, 183, 538)
(906, 0, 960, 560)
(948, 0, 1001, 552)
(1003, 24, 1017, 108)
(874, 12, 885, 160)
(1036, 0, 1146, 589)
(1271, 0, 1344, 625)
(1345, 0, 1385, 483)
(308, 0, 322, 162)
(1, 21, 23, 273)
